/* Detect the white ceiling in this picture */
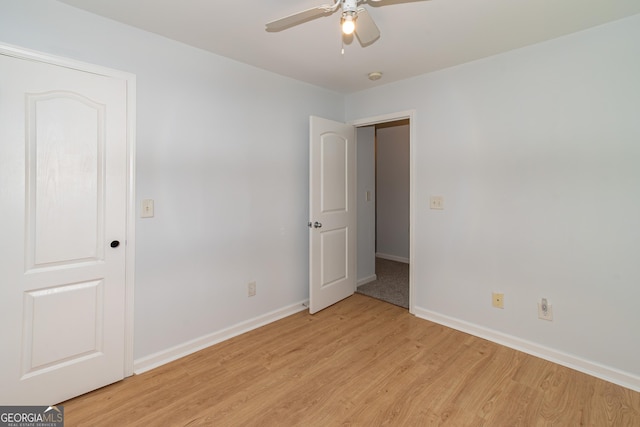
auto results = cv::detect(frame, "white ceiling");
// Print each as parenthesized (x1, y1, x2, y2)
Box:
(57, 0, 640, 93)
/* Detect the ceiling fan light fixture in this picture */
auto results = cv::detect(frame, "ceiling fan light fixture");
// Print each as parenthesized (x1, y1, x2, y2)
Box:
(266, 0, 382, 46)
(342, 13, 356, 35)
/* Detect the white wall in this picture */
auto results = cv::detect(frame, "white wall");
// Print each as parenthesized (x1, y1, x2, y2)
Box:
(376, 124, 410, 262)
(0, 0, 344, 362)
(347, 14, 640, 389)
(356, 126, 376, 285)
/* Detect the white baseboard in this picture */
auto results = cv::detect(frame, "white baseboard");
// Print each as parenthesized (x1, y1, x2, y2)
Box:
(413, 306, 640, 393)
(133, 300, 309, 374)
(357, 274, 377, 287)
(376, 253, 409, 264)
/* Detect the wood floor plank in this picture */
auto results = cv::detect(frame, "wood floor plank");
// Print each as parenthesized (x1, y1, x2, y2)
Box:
(62, 294, 640, 426)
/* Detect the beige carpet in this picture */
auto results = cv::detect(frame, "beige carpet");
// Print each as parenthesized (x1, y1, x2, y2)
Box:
(356, 257, 409, 308)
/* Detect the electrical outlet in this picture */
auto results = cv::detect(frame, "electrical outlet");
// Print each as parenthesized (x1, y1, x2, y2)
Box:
(492, 292, 504, 309)
(248, 281, 256, 297)
(538, 298, 553, 321)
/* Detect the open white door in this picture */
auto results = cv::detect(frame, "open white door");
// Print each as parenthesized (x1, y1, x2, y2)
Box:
(309, 116, 356, 314)
(0, 49, 132, 404)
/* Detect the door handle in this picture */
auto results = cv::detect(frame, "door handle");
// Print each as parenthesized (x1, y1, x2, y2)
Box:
(313, 221, 322, 229)
(110, 240, 120, 248)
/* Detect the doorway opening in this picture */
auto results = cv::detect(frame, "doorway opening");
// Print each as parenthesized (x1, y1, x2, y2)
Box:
(354, 116, 412, 310)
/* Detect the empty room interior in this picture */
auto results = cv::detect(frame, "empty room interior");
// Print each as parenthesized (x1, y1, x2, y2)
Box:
(1, 0, 639, 425)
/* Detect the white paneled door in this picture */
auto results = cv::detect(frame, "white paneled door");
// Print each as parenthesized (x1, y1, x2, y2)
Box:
(309, 116, 356, 314)
(0, 49, 132, 405)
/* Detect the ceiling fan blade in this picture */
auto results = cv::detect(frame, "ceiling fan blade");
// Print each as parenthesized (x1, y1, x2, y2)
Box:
(266, 6, 333, 31)
(354, 8, 380, 46)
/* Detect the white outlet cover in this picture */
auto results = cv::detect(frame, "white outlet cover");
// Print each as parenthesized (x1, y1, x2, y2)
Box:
(537, 302, 553, 321)
(248, 281, 256, 297)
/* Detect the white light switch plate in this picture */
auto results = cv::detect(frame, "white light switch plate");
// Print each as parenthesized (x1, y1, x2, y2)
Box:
(430, 196, 444, 210)
(141, 199, 154, 218)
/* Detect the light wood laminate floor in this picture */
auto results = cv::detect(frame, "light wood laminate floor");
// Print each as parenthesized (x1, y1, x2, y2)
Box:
(63, 294, 640, 426)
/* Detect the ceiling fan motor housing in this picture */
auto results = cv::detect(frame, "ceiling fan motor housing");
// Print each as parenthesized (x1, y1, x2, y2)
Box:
(342, 0, 358, 14)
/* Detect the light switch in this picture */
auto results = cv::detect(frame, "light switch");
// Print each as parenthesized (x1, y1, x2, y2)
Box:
(430, 196, 444, 210)
(141, 199, 154, 218)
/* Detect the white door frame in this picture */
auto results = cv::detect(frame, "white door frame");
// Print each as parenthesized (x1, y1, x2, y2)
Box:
(0, 42, 137, 376)
(350, 110, 415, 314)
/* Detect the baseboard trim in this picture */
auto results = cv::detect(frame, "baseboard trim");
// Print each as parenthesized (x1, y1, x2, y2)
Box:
(376, 253, 409, 264)
(413, 306, 640, 392)
(134, 300, 309, 374)
(357, 274, 377, 287)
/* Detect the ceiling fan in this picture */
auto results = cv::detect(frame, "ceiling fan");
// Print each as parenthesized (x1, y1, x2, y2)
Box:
(265, 0, 384, 46)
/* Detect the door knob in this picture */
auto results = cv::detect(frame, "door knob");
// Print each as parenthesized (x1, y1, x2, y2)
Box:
(110, 240, 120, 248)
(313, 221, 322, 229)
